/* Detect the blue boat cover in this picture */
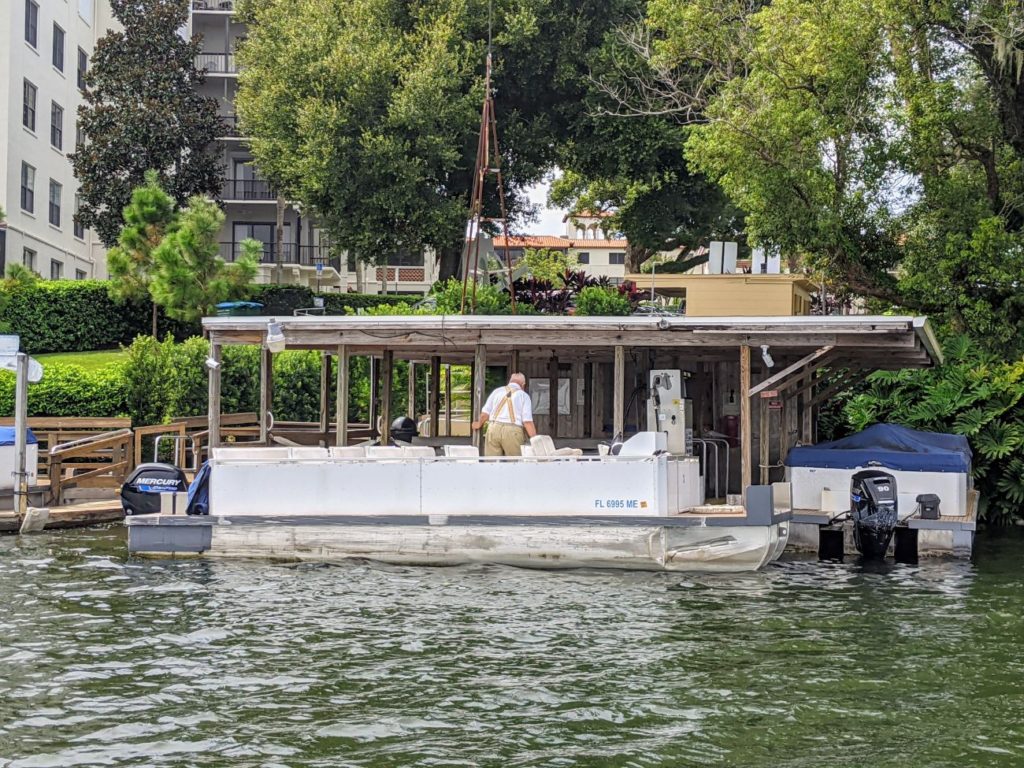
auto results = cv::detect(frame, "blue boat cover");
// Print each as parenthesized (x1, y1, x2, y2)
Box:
(186, 461, 212, 515)
(785, 423, 971, 473)
(0, 428, 38, 446)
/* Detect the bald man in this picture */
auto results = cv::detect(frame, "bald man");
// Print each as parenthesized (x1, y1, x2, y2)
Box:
(471, 372, 538, 456)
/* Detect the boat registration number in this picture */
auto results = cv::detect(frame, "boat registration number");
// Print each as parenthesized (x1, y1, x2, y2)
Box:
(594, 499, 646, 509)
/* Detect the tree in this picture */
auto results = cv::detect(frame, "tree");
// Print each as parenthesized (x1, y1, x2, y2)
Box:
(70, 0, 224, 248)
(521, 248, 577, 284)
(604, 0, 1024, 349)
(150, 197, 260, 322)
(107, 171, 178, 336)
(234, 0, 644, 280)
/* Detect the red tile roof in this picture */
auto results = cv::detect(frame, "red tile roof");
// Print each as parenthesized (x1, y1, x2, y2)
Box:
(492, 235, 628, 250)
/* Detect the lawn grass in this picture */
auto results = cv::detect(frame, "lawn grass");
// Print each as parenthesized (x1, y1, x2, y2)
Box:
(35, 349, 127, 371)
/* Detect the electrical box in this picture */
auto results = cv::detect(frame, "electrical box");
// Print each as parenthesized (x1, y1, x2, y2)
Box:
(646, 369, 693, 455)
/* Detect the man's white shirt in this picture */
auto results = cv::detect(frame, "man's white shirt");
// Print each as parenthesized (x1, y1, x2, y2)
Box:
(481, 383, 533, 426)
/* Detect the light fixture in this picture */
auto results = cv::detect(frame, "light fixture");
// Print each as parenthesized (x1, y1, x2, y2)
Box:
(204, 356, 221, 371)
(760, 344, 775, 369)
(728, 389, 735, 404)
(266, 320, 286, 353)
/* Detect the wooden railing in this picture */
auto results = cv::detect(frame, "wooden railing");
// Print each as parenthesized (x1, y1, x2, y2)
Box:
(0, 417, 132, 480)
(49, 429, 134, 505)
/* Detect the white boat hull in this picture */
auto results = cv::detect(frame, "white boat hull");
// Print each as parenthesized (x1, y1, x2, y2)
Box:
(128, 518, 790, 573)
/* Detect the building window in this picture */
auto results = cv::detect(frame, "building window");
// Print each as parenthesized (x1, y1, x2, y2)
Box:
(77, 48, 88, 89)
(74, 194, 85, 239)
(49, 180, 62, 227)
(23, 79, 37, 131)
(50, 260, 64, 280)
(20, 163, 35, 213)
(25, 1, 38, 47)
(53, 24, 65, 71)
(75, 269, 87, 280)
(576, 252, 590, 265)
(609, 252, 626, 266)
(50, 103, 63, 150)
(23, 249, 36, 271)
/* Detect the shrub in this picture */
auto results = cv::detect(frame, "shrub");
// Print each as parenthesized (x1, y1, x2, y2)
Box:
(0, 364, 128, 418)
(843, 334, 1024, 526)
(574, 286, 632, 316)
(431, 278, 512, 315)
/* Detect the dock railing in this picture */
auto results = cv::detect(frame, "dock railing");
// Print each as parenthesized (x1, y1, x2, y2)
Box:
(48, 429, 134, 505)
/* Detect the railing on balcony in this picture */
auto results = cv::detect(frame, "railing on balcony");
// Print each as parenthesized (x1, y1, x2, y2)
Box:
(195, 52, 237, 74)
(220, 243, 340, 270)
(218, 114, 244, 137)
(375, 266, 428, 283)
(222, 178, 274, 201)
(193, 0, 234, 10)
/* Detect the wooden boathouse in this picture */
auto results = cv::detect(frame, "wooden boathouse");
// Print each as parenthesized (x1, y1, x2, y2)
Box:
(202, 314, 942, 501)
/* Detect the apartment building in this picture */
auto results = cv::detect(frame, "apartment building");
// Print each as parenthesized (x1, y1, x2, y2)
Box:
(493, 212, 630, 282)
(0, 0, 114, 280)
(188, 0, 438, 294)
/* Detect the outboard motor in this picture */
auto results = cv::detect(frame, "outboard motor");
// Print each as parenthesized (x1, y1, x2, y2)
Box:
(850, 469, 898, 558)
(390, 415, 418, 444)
(121, 462, 188, 516)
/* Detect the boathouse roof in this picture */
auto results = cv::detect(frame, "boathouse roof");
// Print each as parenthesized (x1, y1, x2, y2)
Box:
(203, 314, 941, 369)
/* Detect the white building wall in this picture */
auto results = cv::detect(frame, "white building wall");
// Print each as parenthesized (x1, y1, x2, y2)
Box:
(0, 0, 115, 279)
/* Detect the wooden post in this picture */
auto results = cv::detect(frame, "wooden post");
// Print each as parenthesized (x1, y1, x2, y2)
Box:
(208, 342, 222, 451)
(407, 362, 417, 419)
(759, 395, 770, 486)
(740, 345, 752, 496)
(259, 346, 273, 445)
(336, 344, 349, 446)
(428, 356, 441, 438)
(319, 350, 330, 446)
(613, 345, 625, 438)
(472, 344, 487, 449)
(583, 362, 593, 438)
(444, 364, 452, 437)
(548, 356, 559, 438)
(380, 350, 393, 444)
(510, 350, 520, 375)
(801, 374, 814, 444)
(369, 356, 379, 436)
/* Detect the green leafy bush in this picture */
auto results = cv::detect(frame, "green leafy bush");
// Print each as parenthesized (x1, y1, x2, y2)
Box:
(431, 278, 512, 315)
(573, 286, 632, 316)
(843, 335, 1024, 526)
(0, 364, 128, 417)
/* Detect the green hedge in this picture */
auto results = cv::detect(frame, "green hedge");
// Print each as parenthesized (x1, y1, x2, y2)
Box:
(0, 280, 422, 355)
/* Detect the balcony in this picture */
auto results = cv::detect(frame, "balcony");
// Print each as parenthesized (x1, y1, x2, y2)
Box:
(192, 0, 234, 11)
(376, 266, 427, 283)
(218, 114, 246, 138)
(195, 52, 237, 75)
(222, 178, 274, 201)
(220, 243, 340, 270)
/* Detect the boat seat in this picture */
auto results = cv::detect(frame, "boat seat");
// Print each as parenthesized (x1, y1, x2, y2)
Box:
(289, 447, 329, 460)
(330, 446, 367, 459)
(212, 446, 291, 460)
(366, 446, 404, 459)
(401, 446, 437, 458)
(443, 445, 479, 458)
(529, 435, 583, 459)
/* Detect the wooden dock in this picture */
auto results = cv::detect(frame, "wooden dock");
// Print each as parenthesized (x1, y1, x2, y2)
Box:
(0, 499, 124, 534)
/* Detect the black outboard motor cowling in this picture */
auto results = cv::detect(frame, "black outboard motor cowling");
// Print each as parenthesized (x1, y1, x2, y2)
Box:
(850, 469, 898, 558)
(121, 462, 188, 516)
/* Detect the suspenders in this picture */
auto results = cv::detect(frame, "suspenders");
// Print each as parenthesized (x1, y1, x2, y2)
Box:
(494, 387, 518, 424)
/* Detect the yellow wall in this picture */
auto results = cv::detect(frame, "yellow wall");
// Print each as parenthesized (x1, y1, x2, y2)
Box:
(627, 274, 815, 317)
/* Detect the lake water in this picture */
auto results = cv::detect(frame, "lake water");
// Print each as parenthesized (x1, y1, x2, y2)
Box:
(1, 527, 1022, 767)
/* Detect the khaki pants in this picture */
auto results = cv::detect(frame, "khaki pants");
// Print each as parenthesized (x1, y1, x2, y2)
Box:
(484, 422, 527, 456)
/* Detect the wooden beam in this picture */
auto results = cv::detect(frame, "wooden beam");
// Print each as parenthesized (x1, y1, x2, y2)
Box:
(407, 362, 417, 419)
(208, 342, 222, 451)
(336, 344, 349, 446)
(749, 345, 833, 396)
(583, 362, 593, 439)
(472, 344, 487, 449)
(319, 351, 330, 446)
(613, 345, 625, 438)
(548, 356, 559, 438)
(759, 397, 770, 486)
(259, 346, 273, 445)
(444, 364, 452, 438)
(510, 349, 520, 374)
(428, 356, 441, 438)
(740, 345, 751, 496)
(368, 356, 379, 436)
(380, 350, 393, 444)
(810, 371, 861, 408)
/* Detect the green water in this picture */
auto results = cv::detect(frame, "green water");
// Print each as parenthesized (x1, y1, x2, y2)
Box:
(1, 528, 1022, 767)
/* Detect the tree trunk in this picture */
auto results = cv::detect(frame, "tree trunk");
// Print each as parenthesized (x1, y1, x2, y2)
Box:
(437, 244, 463, 282)
(151, 303, 158, 338)
(626, 243, 654, 274)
